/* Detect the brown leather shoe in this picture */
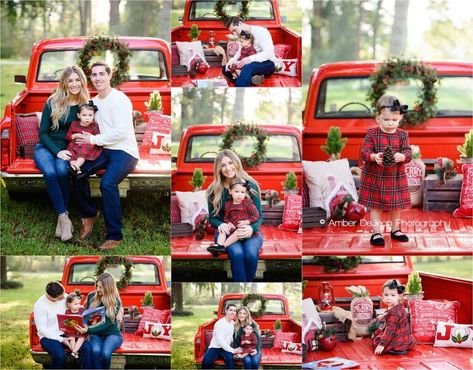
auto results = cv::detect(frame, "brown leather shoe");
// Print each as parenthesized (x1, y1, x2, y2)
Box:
(96, 240, 122, 251)
(79, 213, 98, 240)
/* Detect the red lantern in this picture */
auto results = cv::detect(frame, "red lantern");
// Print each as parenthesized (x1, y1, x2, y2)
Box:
(345, 202, 366, 223)
(197, 62, 208, 74)
(318, 282, 334, 311)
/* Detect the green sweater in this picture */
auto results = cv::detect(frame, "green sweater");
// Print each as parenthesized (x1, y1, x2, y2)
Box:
(234, 322, 261, 352)
(86, 293, 122, 337)
(39, 100, 78, 155)
(208, 180, 263, 233)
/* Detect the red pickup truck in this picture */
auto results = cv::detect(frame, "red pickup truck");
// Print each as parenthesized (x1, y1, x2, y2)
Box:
(29, 256, 171, 369)
(1, 37, 171, 198)
(171, 0, 301, 87)
(194, 293, 302, 368)
(302, 256, 472, 369)
(171, 124, 302, 281)
(302, 61, 473, 255)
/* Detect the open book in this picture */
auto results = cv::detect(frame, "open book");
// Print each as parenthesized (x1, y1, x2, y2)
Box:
(192, 79, 228, 88)
(303, 357, 359, 370)
(57, 306, 106, 334)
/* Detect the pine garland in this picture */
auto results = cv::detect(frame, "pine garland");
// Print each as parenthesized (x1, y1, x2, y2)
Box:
(367, 59, 438, 126)
(311, 256, 362, 273)
(220, 122, 268, 168)
(241, 293, 267, 318)
(215, 0, 252, 24)
(78, 36, 131, 87)
(95, 256, 133, 290)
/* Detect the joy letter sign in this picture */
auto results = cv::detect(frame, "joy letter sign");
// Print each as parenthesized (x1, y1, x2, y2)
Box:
(142, 112, 171, 155)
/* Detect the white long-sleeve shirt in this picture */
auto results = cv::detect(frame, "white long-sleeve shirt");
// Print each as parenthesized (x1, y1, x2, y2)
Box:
(33, 294, 67, 342)
(90, 89, 140, 160)
(229, 25, 276, 65)
(208, 317, 235, 353)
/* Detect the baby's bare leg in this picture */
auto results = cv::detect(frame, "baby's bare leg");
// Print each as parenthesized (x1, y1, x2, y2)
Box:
(223, 230, 240, 247)
(217, 232, 227, 246)
(66, 337, 76, 351)
(240, 353, 248, 358)
(73, 337, 85, 353)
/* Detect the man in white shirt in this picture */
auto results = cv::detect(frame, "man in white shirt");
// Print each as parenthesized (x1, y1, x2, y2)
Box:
(33, 281, 91, 368)
(74, 62, 139, 250)
(201, 303, 243, 369)
(222, 16, 276, 87)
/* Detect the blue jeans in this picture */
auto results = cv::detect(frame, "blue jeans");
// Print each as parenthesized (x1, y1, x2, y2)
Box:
(34, 143, 70, 215)
(201, 347, 234, 369)
(40, 338, 66, 369)
(225, 233, 263, 282)
(222, 60, 275, 87)
(86, 334, 123, 369)
(74, 149, 138, 240)
(242, 351, 262, 369)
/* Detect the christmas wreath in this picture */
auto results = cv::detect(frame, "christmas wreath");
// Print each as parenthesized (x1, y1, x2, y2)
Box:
(95, 256, 133, 290)
(220, 122, 268, 168)
(215, 0, 251, 23)
(367, 59, 438, 126)
(78, 36, 131, 87)
(241, 293, 267, 318)
(311, 256, 362, 273)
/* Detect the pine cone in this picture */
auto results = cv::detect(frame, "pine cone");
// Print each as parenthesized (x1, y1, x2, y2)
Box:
(382, 146, 395, 167)
(195, 217, 207, 240)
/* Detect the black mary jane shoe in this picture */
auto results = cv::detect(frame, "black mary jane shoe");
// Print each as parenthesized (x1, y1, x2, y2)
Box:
(68, 164, 78, 176)
(370, 233, 385, 247)
(391, 230, 409, 242)
(207, 244, 226, 258)
(387, 349, 408, 355)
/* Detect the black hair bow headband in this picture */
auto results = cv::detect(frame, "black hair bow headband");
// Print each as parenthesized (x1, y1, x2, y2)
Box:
(87, 100, 98, 112)
(387, 280, 406, 294)
(240, 30, 251, 39)
(381, 99, 408, 114)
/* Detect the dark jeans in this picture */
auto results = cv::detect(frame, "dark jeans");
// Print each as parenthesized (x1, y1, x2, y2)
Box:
(222, 60, 275, 87)
(84, 334, 123, 369)
(74, 149, 138, 240)
(40, 338, 66, 369)
(34, 143, 70, 215)
(215, 231, 263, 282)
(242, 351, 262, 369)
(201, 347, 234, 369)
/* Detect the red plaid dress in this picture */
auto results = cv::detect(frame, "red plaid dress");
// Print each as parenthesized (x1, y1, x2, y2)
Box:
(223, 198, 259, 226)
(65, 120, 102, 161)
(372, 303, 416, 352)
(239, 332, 258, 354)
(358, 127, 412, 210)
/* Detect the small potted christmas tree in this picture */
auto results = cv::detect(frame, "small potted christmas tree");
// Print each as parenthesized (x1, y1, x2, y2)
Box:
(320, 127, 348, 161)
(189, 168, 207, 191)
(144, 90, 162, 114)
(457, 129, 473, 164)
(141, 291, 154, 309)
(274, 319, 282, 332)
(405, 271, 424, 301)
(187, 24, 201, 41)
(282, 172, 298, 195)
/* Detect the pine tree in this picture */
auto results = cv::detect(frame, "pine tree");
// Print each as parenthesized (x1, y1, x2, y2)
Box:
(189, 168, 207, 191)
(282, 172, 298, 190)
(382, 146, 395, 167)
(406, 271, 422, 294)
(320, 127, 348, 161)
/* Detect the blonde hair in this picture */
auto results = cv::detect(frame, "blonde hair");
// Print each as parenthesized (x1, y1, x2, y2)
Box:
(89, 273, 121, 322)
(376, 95, 400, 114)
(49, 65, 89, 131)
(206, 149, 260, 216)
(234, 306, 260, 337)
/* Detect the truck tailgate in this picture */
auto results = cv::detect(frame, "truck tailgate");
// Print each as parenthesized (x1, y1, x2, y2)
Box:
(196, 348, 301, 366)
(304, 208, 472, 255)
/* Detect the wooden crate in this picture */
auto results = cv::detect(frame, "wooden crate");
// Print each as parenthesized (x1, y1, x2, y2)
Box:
(318, 312, 351, 342)
(171, 223, 193, 237)
(262, 202, 284, 226)
(261, 336, 275, 348)
(423, 174, 462, 211)
(203, 48, 223, 67)
(123, 314, 141, 333)
(303, 207, 327, 229)
(172, 64, 188, 76)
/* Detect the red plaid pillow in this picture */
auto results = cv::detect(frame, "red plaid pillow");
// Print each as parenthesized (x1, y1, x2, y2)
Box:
(302, 180, 310, 208)
(171, 195, 181, 224)
(171, 43, 180, 65)
(16, 114, 39, 158)
(136, 307, 170, 335)
(274, 44, 291, 59)
(272, 331, 297, 350)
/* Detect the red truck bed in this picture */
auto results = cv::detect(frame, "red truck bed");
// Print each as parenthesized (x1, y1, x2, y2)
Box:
(172, 225, 301, 259)
(196, 348, 301, 367)
(303, 208, 472, 255)
(305, 339, 472, 369)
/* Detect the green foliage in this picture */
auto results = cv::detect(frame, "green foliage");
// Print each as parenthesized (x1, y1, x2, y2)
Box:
(188, 168, 207, 190)
(274, 319, 282, 331)
(282, 172, 298, 190)
(311, 256, 362, 273)
(145, 90, 163, 111)
(1, 280, 23, 289)
(187, 24, 201, 40)
(142, 291, 154, 306)
(457, 129, 473, 158)
(320, 127, 348, 160)
(406, 271, 423, 294)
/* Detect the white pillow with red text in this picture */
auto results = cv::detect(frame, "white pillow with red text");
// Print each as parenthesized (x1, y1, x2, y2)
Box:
(275, 59, 297, 76)
(281, 340, 302, 354)
(143, 321, 171, 340)
(433, 321, 473, 348)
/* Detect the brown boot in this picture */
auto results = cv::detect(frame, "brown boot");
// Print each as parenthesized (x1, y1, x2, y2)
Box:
(58, 214, 73, 242)
(96, 240, 122, 251)
(80, 213, 98, 240)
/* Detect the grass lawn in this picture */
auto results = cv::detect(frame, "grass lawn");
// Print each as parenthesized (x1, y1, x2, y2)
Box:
(0, 59, 28, 109)
(0, 272, 62, 369)
(0, 187, 170, 255)
(413, 257, 472, 279)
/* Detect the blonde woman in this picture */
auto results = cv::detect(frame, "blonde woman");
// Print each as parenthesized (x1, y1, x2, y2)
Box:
(75, 272, 123, 369)
(233, 306, 262, 369)
(206, 149, 263, 282)
(34, 65, 89, 241)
